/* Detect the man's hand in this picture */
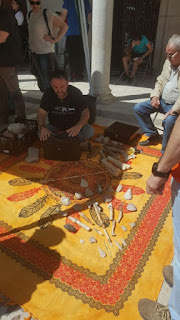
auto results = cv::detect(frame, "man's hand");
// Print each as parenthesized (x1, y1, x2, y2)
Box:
(40, 127, 52, 141)
(0, 31, 9, 44)
(66, 124, 82, 137)
(146, 174, 168, 195)
(151, 96, 160, 109)
(164, 109, 177, 120)
(43, 34, 55, 44)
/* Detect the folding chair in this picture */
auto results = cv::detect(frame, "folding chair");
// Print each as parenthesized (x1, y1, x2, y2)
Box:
(115, 61, 134, 84)
(136, 52, 153, 80)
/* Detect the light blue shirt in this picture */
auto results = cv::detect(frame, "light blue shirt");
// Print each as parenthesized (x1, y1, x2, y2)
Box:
(162, 66, 180, 105)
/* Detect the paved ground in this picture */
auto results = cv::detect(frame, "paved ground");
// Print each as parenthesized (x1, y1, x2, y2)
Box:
(0, 70, 172, 319)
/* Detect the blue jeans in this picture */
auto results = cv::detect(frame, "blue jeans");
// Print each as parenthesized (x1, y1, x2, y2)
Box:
(134, 99, 178, 153)
(169, 178, 180, 320)
(46, 123, 94, 141)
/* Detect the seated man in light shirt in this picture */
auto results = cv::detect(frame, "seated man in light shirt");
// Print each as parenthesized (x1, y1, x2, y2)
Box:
(134, 34, 180, 153)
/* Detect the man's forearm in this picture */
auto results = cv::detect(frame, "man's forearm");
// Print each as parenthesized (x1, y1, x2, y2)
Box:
(37, 112, 46, 128)
(54, 23, 68, 43)
(158, 115, 180, 172)
(53, 16, 68, 43)
(77, 108, 90, 127)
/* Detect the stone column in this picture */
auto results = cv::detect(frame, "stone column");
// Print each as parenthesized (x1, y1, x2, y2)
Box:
(91, 0, 114, 103)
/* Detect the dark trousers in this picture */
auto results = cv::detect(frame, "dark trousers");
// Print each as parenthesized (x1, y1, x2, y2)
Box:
(31, 52, 58, 92)
(66, 35, 85, 76)
(0, 67, 26, 122)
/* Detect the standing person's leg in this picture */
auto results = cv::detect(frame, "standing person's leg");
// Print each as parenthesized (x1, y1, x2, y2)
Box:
(130, 58, 144, 79)
(66, 36, 75, 78)
(122, 55, 131, 76)
(0, 67, 26, 121)
(169, 178, 180, 320)
(74, 35, 85, 79)
(31, 53, 49, 92)
(160, 100, 178, 153)
(0, 76, 8, 124)
(134, 99, 161, 145)
(38, 54, 52, 91)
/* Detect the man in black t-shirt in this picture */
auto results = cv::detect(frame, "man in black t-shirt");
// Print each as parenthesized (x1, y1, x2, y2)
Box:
(37, 69, 94, 141)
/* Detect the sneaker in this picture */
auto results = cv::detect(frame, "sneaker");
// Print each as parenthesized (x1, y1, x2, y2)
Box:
(139, 134, 162, 146)
(163, 265, 173, 287)
(138, 299, 171, 320)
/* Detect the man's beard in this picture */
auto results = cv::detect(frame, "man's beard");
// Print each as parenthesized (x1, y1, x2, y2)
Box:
(57, 91, 67, 99)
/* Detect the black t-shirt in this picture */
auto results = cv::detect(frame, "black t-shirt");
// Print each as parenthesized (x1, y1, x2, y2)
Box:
(40, 85, 88, 130)
(0, 8, 23, 66)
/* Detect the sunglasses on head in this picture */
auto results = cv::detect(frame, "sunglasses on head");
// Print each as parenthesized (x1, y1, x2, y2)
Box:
(29, 1, 40, 5)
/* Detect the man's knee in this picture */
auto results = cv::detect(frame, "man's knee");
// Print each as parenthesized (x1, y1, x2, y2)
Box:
(123, 55, 129, 63)
(80, 124, 94, 140)
(86, 125, 94, 139)
(163, 114, 178, 129)
(134, 100, 152, 115)
(134, 102, 142, 114)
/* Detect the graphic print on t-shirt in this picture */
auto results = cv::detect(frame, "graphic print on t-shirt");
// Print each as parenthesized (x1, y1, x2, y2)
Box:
(52, 106, 76, 115)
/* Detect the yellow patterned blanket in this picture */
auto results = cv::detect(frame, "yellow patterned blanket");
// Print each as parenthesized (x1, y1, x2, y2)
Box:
(0, 126, 173, 320)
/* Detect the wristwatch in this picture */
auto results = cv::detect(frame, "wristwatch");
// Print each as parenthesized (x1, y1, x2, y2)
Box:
(152, 162, 171, 178)
(39, 124, 46, 130)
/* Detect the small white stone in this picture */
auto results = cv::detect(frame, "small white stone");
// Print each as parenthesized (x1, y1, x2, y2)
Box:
(124, 188, 132, 200)
(89, 236, 97, 244)
(75, 192, 83, 200)
(98, 247, 106, 258)
(122, 163, 131, 170)
(121, 225, 127, 232)
(80, 239, 85, 244)
(129, 222, 136, 228)
(60, 197, 71, 206)
(80, 178, 88, 188)
(127, 203, 137, 212)
(116, 184, 123, 192)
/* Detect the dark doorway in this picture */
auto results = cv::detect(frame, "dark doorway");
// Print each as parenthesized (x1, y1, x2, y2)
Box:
(111, 0, 161, 73)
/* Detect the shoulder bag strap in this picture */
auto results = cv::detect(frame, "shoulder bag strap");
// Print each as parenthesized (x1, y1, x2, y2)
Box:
(43, 8, 52, 37)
